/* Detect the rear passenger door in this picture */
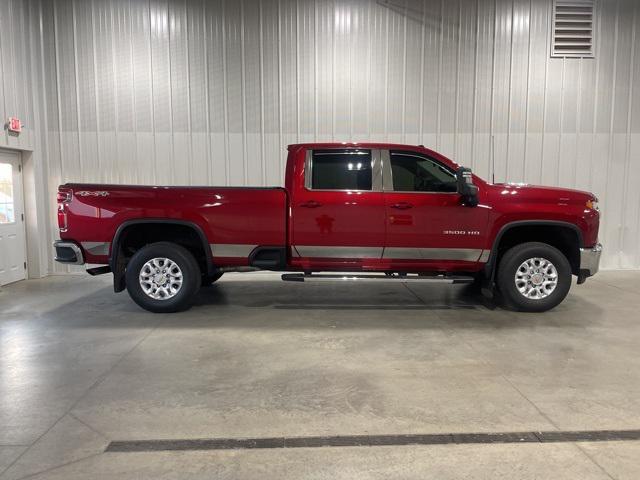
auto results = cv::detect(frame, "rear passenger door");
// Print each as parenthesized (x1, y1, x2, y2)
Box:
(290, 148, 385, 267)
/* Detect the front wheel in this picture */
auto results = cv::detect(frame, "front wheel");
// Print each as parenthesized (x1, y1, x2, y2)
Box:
(496, 242, 571, 312)
(125, 242, 201, 313)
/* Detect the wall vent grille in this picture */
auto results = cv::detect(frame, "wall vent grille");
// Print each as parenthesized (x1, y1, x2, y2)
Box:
(552, 0, 595, 57)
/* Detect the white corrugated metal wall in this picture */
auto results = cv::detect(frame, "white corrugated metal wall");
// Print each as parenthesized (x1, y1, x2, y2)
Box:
(2, 0, 640, 271)
(0, 0, 52, 278)
(0, 0, 35, 152)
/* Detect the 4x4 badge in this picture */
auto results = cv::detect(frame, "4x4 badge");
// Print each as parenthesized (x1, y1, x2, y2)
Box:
(75, 191, 110, 197)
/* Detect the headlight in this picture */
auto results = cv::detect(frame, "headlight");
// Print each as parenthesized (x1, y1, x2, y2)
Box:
(586, 198, 599, 211)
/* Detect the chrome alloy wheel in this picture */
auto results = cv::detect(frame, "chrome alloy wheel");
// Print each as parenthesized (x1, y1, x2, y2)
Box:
(514, 257, 558, 300)
(139, 257, 183, 300)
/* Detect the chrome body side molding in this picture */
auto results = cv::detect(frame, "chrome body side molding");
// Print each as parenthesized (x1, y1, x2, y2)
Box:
(292, 245, 486, 262)
(382, 247, 482, 262)
(207, 243, 492, 263)
(210, 244, 258, 258)
(80, 241, 111, 256)
(293, 246, 383, 258)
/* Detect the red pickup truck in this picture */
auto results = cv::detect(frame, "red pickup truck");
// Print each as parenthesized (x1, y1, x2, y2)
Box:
(54, 143, 601, 313)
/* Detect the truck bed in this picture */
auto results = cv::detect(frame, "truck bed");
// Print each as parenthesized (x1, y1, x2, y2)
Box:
(59, 183, 288, 264)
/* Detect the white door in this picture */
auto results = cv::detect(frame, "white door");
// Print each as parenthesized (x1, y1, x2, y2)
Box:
(0, 150, 27, 285)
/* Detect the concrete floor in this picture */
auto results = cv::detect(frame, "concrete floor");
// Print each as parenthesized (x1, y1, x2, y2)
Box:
(0, 271, 639, 479)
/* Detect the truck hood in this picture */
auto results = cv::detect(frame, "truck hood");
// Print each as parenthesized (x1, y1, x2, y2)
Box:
(489, 182, 596, 204)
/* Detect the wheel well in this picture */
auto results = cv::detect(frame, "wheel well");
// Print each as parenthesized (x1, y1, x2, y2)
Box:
(114, 222, 210, 277)
(494, 225, 581, 275)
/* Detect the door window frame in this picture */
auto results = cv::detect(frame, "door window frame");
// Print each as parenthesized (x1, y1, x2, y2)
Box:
(304, 148, 383, 192)
(381, 149, 458, 194)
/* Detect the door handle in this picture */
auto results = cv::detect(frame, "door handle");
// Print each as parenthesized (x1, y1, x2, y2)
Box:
(391, 202, 413, 210)
(300, 200, 322, 208)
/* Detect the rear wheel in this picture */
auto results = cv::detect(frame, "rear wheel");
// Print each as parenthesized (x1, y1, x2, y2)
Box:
(125, 242, 201, 313)
(496, 242, 571, 312)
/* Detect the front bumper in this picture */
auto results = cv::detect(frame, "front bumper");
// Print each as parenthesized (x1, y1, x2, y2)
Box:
(53, 240, 85, 265)
(578, 243, 602, 283)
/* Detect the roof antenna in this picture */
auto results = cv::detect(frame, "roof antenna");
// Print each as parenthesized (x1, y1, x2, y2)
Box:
(490, 135, 496, 184)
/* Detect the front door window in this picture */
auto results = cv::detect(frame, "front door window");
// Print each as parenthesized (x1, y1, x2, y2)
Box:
(389, 152, 457, 193)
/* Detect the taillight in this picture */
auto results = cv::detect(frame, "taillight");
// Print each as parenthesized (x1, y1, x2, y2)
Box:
(57, 191, 72, 203)
(57, 189, 71, 231)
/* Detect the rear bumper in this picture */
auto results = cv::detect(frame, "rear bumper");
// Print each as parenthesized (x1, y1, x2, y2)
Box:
(53, 240, 85, 265)
(578, 243, 602, 282)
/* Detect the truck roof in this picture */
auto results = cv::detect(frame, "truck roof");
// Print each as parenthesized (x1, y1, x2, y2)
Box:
(288, 142, 428, 150)
(287, 142, 460, 169)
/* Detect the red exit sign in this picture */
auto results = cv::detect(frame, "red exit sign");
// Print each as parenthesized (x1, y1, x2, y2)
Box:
(7, 117, 22, 134)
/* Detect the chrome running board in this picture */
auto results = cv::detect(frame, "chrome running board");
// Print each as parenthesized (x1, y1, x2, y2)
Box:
(281, 273, 475, 284)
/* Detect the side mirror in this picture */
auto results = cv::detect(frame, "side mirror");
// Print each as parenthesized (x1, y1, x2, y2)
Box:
(456, 167, 479, 207)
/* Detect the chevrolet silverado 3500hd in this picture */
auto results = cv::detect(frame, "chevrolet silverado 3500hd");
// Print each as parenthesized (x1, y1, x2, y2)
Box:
(54, 143, 602, 313)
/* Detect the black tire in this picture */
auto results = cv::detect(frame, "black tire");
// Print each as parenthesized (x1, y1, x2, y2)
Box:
(201, 272, 224, 287)
(496, 242, 571, 312)
(125, 242, 201, 313)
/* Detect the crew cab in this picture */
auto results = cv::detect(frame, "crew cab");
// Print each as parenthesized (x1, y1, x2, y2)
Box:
(54, 143, 602, 313)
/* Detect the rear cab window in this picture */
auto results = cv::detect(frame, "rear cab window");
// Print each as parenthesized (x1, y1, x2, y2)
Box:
(308, 149, 373, 191)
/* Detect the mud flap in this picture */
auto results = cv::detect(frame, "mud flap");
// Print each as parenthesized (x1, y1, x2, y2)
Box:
(110, 244, 127, 293)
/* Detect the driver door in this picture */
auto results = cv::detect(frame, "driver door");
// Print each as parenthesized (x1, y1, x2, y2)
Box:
(382, 150, 488, 267)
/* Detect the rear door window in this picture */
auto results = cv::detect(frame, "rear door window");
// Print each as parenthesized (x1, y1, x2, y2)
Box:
(311, 150, 372, 191)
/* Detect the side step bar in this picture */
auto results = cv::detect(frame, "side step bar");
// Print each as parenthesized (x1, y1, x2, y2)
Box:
(87, 266, 112, 276)
(281, 273, 475, 284)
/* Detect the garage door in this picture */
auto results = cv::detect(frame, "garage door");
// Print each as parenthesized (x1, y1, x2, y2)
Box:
(0, 150, 26, 286)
